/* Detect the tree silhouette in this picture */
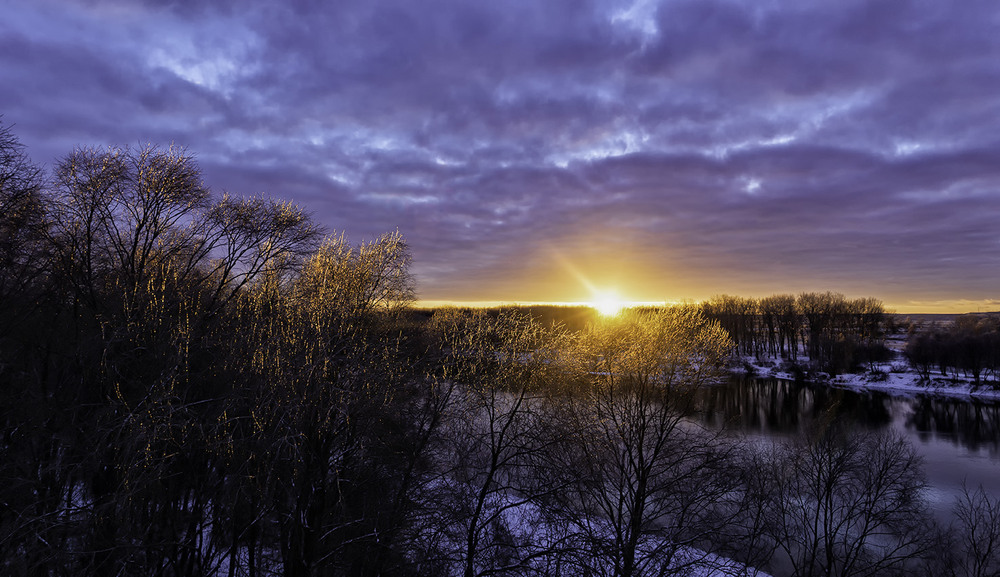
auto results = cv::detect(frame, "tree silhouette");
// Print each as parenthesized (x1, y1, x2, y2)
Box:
(547, 307, 737, 577)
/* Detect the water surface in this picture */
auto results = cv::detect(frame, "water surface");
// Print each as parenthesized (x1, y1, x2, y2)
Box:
(701, 376, 1000, 518)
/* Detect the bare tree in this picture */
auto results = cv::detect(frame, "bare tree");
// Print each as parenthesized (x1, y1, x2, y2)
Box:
(417, 308, 571, 577)
(703, 294, 760, 357)
(6, 142, 325, 576)
(200, 193, 320, 312)
(745, 427, 933, 577)
(218, 230, 427, 577)
(547, 307, 737, 577)
(0, 119, 47, 312)
(948, 484, 1000, 577)
(0, 122, 51, 572)
(760, 294, 799, 360)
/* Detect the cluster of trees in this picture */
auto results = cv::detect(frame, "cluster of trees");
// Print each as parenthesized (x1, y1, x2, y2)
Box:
(1, 124, 997, 576)
(701, 293, 891, 375)
(905, 315, 1000, 385)
(0, 127, 433, 575)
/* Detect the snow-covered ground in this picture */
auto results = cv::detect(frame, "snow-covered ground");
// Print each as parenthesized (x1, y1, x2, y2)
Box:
(445, 483, 773, 577)
(736, 355, 1000, 401)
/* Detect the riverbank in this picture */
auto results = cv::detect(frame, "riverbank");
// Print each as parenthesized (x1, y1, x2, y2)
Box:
(734, 355, 1000, 401)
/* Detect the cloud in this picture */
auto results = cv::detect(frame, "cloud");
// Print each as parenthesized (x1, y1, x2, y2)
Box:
(2, 0, 1000, 309)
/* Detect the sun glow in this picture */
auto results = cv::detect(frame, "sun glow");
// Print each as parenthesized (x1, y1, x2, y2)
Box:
(591, 292, 625, 317)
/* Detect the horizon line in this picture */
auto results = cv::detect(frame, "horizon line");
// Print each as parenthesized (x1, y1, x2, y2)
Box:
(413, 299, 999, 316)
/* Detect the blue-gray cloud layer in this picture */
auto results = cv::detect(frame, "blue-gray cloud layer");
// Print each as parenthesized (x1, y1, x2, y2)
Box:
(4, 0, 1000, 307)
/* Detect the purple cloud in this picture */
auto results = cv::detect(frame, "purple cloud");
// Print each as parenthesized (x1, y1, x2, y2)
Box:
(3, 0, 1000, 311)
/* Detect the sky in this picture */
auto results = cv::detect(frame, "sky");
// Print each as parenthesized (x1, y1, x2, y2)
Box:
(2, 0, 1000, 313)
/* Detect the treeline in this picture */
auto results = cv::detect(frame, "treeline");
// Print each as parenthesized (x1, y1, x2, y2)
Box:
(3, 124, 999, 577)
(906, 314, 1000, 385)
(700, 293, 892, 375)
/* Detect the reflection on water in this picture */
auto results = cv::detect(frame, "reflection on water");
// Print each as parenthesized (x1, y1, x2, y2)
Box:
(907, 396, 1000, 456)
(699, 376, 893, 436)
(701, 376, 1000, 456)
(703, 375, 1000, 517)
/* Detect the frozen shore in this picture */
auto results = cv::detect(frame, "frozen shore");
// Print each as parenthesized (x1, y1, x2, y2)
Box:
(733, 355, 1000, 402)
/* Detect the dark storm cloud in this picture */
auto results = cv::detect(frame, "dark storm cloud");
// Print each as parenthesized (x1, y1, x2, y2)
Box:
(3, 0, 1000, 309)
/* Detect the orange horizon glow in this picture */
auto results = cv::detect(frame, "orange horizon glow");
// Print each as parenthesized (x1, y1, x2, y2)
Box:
(413, 298, 1000, 316)
(416, 244, 1000, 316)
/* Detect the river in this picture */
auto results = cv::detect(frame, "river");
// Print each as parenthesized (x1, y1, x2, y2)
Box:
(700, 375, 1000, 520)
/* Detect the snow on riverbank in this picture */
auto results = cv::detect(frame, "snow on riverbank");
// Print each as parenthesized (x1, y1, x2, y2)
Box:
(735, 355, 1000, 401)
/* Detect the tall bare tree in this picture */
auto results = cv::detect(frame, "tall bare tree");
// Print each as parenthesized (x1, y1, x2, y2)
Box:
(414, 308, 571, 577)
(548, 307, 736, 577)
(0, 119, 46, 312)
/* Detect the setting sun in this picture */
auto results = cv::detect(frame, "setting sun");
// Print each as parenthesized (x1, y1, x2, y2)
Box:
(591, 293, 624, 316)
